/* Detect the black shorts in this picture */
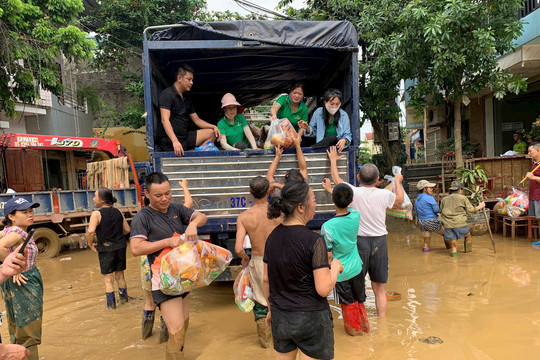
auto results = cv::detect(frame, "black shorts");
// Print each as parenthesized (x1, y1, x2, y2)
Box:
(158, 131, 198, 152)
(333, 272, 364, 305)
(152, 290, 189, 307)
(271, 306, 334, 360)
(356, 235, 388, 302)
(98, 248, 127, 274)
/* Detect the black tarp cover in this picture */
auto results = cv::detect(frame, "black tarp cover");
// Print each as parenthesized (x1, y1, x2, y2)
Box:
(149, 20, 358, 51)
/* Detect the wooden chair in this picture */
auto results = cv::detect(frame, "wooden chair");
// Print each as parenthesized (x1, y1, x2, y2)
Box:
(503, 215, 529, 240)
(528, 216, 539, 241)
(438, 152, 475, 193)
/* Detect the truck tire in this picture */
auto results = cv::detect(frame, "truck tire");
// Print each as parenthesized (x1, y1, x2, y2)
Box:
(34, 228, 61, 258)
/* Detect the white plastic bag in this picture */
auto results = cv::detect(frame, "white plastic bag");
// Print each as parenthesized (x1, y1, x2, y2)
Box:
(384, 166, 413, 220)
(264, 119, 298, 149)
(233, 267, 255, 312)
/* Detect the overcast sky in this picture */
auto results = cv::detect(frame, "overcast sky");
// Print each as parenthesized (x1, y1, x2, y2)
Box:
(206, 0, 305, 16)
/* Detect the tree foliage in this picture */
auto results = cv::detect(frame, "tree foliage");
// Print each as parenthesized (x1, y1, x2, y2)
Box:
(279, 0, 408, 167)
(0, 0, 94, 117)
(391, 0, 527, 166)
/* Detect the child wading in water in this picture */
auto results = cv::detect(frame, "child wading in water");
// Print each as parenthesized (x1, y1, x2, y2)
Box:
(87, 187, 131, 308)
(321, 182, 369, 335)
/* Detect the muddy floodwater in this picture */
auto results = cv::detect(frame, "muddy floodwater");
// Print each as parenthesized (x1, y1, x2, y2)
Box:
(2, 226, 540, 359)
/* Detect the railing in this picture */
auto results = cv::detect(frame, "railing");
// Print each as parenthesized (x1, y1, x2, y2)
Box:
(519, 0, 540, 19)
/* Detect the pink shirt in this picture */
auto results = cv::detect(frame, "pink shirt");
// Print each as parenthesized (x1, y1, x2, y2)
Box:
(4, 226, 38, 271)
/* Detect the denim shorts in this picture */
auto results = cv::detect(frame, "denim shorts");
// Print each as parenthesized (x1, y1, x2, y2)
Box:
(443, 225, 470, 241)
(271, 306, 334, 360)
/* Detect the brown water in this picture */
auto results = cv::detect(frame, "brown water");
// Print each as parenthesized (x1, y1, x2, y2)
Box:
(3, 229, 540, 360)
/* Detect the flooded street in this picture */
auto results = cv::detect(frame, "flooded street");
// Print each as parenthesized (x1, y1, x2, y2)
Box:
(3, 227, 540, 359)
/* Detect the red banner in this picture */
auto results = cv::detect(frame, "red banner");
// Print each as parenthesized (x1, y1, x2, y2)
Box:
(0, 134, 123, 157)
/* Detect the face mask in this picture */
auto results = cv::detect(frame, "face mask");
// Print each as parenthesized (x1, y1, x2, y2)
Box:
(325, 105, 339, 115)
(225, 113, 235, 120)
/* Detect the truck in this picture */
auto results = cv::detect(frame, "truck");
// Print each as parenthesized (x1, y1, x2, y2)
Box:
(142, 20, 360, 279)
(0, 133, 142, 257)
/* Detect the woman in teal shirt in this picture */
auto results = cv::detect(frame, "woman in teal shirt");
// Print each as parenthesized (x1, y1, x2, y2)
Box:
(217, 93, 258, 151)
(270, 83, 309, 132)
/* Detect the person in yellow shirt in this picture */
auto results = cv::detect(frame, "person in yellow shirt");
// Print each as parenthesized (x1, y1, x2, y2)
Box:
(513, 132, 527, 154)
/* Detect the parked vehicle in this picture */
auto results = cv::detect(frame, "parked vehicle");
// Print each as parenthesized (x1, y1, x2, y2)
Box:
(142, 20, 360, 278)
(0, 133, 142, 257)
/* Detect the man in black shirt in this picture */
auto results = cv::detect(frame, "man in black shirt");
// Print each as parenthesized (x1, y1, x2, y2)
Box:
(130, 172, 208, 359)
(158, 64, 221, 156)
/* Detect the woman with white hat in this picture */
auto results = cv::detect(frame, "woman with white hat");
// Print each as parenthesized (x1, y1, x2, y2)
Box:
(415, 180, 444, 252)
(217, 93, 258, 151)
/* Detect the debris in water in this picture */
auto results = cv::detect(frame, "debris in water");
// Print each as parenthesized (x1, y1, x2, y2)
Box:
(67, 285, 72, 289)
(467, 293, 474, 296)
(419, 336, 443, 345)
(60, 257, 72, 261)
(386, 290, 401, 301)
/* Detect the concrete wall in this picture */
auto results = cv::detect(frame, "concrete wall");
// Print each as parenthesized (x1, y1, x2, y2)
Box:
(25, 94, 95, 137)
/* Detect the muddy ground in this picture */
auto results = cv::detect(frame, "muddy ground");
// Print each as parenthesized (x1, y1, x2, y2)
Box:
(2, 225, 540, 359)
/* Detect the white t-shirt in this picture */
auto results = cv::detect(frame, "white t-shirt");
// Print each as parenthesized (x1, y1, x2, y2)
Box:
(346, 183, 396, 237)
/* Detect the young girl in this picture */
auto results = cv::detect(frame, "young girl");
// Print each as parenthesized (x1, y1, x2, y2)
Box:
(87, 187, 130, 308)
(0, 197, 42, 360)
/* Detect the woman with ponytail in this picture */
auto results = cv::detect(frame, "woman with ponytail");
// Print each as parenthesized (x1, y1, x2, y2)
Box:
(263, 181, 343, 360)
(86, 187, 130, 309)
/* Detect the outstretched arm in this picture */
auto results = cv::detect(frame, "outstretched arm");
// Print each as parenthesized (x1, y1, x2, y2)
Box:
(179, 179, 193, 209)
(327, 146, 345, 185)
(294, 129, 308, 180)
(266, 145, 283, 183)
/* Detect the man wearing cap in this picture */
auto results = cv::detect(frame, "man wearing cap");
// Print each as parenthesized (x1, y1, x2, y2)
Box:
(415, 180, 444, 252)
(217, 93, 258, 151)
(439, 181, 485, 257)
(0, 198, 43, 360)
(327, 147, 404, 318)
(158, 63, 221, 156)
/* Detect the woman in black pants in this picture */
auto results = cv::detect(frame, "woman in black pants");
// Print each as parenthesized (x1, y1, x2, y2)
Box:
(264, 181, 343, 360)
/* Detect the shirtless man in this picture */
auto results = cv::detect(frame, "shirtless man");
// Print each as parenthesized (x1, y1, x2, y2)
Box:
(234, 176, 281, 348)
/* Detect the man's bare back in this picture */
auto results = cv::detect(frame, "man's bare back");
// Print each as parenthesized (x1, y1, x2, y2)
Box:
(237, 203, 281, 256)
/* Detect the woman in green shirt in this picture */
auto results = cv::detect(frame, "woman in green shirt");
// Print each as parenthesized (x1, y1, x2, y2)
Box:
(217, 93, 258, 151)
(270, 83, 309, 132)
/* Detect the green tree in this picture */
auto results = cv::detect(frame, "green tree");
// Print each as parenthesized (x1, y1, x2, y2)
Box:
(0, 0, 94, 117)
(83, 0, 256, 128)
(392, 0, 527, 167)
(279, 0, 408, 166)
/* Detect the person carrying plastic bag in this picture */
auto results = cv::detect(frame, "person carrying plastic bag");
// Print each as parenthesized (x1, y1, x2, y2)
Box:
(384, 166, 413, 220)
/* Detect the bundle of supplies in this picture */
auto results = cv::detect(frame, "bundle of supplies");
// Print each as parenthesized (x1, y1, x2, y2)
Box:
(493, 188, 529, 217)
(384, 166, 413, 220)
(233, 267, 255, 312)
(159, 233, 233, 295)
(264, 119, 298, 149)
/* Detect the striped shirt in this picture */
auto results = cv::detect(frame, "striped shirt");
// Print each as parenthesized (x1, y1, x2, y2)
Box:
(4, 227, 38, 270)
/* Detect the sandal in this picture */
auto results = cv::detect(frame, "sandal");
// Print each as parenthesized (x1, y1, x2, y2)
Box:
(423, 247, 431, 253)
(450, 252, 458, 258)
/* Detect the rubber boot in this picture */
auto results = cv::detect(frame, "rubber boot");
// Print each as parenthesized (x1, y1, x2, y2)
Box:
(142, 310, 155, 340)
(422, 237, 431, 252)
(341, 303, 362, 336)
(357, 302, 370, 333)
(159, 316, 169, 344)
(255, 317, 273, 348)
(165, 328, 185, 360)
(464, 235, 472, 253)
(106, 292, 116, 309)
(119, 288, 128, 304)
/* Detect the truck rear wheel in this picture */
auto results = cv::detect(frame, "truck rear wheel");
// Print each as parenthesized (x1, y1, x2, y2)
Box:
(34, 228, 61, 258)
